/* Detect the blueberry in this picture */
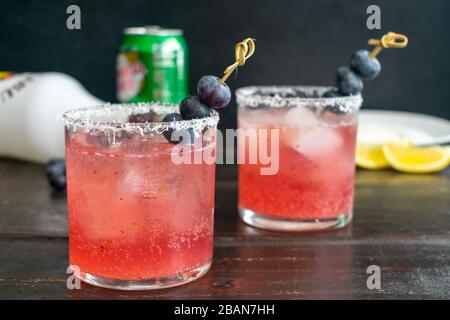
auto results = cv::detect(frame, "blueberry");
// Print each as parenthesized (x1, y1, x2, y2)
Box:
(322, 89, 345, 98)
(162, 113, 182, 141)
(336, 67, 363, 95)
(45, 160, 66, 192)
(323, 104, 346, 114)
(162, 112, 183, 123)
(171, 128, 196, 145)
(162, 112, 195, 144)
(322, 90, 346, 114)
(349, 50, 381, 80)
(179, 95, 212, 120)
(197, 75, 231, 109)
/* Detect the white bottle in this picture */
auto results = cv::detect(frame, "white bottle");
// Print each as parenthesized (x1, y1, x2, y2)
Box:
(0, 72, 103, 163)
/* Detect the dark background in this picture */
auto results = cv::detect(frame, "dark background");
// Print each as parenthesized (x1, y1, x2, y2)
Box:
(1, 0, 449, 128)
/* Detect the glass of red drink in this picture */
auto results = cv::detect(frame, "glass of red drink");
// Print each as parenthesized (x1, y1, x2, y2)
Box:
(63, 103, 218, 290)
(237, 86, 362, 231)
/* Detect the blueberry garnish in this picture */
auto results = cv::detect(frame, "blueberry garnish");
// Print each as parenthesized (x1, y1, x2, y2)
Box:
(349, 50, 381, 80)
(162, 112, 182, 143)
(322, 90, 346, 114)
(336, 66, 363, 95)
(172, 128, 196, 145)
(162, 112, 195, 144)
(179, 95, 212, 120)
(323, 104, 346, 114)
(45, 160, 66, 192)
(322, 89, 345, 98)
(162, 112, 183, 123)
(197, 75, 231, 109)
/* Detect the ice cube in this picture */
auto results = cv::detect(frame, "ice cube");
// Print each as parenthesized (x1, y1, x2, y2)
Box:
(281, 106, 319, 128)
(281, 124, 343, 160)
(119, 163, 166, 197)
(72, 182, 147, 242)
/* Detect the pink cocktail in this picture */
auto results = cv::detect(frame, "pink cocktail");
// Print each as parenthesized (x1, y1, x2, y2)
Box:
(237, 86, 362, 231)
(63, 103, 218, 290)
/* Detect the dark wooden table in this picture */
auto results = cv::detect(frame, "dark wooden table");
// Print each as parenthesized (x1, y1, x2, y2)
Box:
(0, 159, 449, 299)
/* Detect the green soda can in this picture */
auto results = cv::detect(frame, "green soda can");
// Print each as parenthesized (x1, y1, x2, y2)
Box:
(117, 26, 188, 104)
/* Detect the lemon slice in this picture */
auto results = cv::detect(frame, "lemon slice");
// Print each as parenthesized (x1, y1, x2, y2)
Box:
(382, 143, 450, 173)
(356, 144, 390, 169)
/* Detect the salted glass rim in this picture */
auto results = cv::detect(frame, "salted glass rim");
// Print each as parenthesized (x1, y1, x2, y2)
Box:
(236, 85, 363, 112)
(62, 102, 219, 133)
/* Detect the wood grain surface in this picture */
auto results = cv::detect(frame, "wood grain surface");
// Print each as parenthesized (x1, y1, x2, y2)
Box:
(0, 159, 449, 299)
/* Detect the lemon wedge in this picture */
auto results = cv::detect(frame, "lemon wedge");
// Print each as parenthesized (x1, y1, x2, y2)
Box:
(382, 142, 450, 173)
(356, 144, 390, 169)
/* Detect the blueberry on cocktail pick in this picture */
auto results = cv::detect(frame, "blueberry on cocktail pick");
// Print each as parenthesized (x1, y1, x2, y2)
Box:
(177, 38, 255, 120)
(321, 90, 346, 114)
(45, 159, 66, 192)
(197, 75, 232, 109)
(323, 102, 347, 114)
(162, 112, 182, 143)
(336, 66, 363, 95)
(325, 33, 407, 101)
(179, 95, 212, 120)
(349, 50, 381, 80)
(162, 112, 195, 144)
(322, 89, 344, 98)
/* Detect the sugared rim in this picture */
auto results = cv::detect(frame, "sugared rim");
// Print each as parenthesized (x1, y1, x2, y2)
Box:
(62, 102, 219, 133)
(236, 85, 363, 113)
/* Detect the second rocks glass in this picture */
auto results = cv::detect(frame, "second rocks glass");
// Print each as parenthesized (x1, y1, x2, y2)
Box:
(237, 86, 362, 232)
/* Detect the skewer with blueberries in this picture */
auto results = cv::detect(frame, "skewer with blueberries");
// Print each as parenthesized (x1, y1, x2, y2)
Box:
(163, 38, 255, 143)
(323, 32, 408, 102)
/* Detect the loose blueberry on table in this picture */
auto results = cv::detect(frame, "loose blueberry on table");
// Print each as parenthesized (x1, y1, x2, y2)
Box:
(45, 159, 66, 191)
